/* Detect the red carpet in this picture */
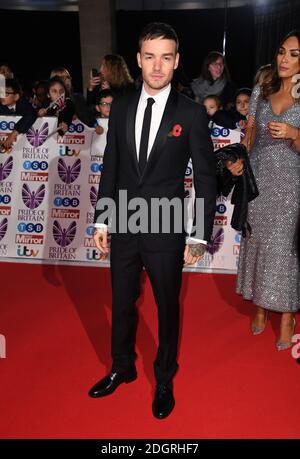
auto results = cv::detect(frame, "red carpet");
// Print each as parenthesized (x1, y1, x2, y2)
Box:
(0, 262, 299, 439)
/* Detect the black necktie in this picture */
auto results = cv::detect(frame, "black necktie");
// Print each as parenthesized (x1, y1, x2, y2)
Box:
(138, 97, 155, 173)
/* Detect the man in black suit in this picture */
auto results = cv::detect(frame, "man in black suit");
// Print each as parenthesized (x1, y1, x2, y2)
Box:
(0, 78, 36, 150)
(89, 23, 217, 419)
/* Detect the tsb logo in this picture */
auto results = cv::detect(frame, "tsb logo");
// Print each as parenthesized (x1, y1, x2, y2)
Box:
(91, 163, 103, 173)
(54, 197, 80, 207)
(86, 226, 95, 236)
(185, 166, 192, 177)
(0, 120, 15, 131)
(0, 195, 11, 204)
(23, 160, 48, 171)
(216, 203, 227, 214)
(68, 123, 84, 133)
(17, 223, 43, 233)
(211, 127, 230, 137)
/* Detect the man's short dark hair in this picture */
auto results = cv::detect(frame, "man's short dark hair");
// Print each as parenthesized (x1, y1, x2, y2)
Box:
(139, 22, 179, 51)
(97, 89, 114, 103)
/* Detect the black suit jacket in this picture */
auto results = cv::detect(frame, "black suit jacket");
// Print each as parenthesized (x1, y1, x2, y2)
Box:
(0, 97, 37, 134)
(94, 87, 217, 251)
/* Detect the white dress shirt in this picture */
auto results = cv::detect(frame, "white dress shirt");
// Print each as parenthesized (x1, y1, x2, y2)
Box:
(95, 83, 206, 246)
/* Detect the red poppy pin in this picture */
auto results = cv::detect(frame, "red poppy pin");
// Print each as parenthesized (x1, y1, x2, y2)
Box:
(168, 124, 183, 137)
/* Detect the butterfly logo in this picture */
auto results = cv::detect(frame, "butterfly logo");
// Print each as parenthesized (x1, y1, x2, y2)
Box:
(0, 156, 13, 181)
(53, 220, 76, 247)
(22, 184, 45, 209)
(58, 158, 81, 184)
(207, 228, 225, 255)
(26, 122, 49, 148)
(0, 218, 8, 241)
(90, 186, 97, 209)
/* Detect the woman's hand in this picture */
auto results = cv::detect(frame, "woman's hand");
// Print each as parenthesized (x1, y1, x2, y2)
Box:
(2, 130, 18, 149)
(58, 122, 68, 134)
(101, 80, 110, 90)
(95, 125, 104, 135)
(88, 74, 101, 91)
(226, 158, 244, 176)
(268, 121, 299, 140)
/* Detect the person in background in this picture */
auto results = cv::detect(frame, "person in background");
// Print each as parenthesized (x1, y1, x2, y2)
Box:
(87, 54, 134, 106)
(31, 80, 49, 110)
(0, 63, 14, 79)
(205, 88, 252, 132)
(0, 78, 36, 150)
(37, 77, 75, 136)
(203, 94, 222, 118)
(191, 51, 237, 108)
(50, 66, 95, 127)
(94, 89, 114, 136)
(253, 63, 272, 87)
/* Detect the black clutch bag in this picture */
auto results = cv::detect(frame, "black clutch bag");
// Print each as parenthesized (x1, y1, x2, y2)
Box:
(214, 143, 259, 236)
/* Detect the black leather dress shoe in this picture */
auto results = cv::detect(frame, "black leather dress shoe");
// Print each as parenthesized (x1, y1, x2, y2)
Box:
(88, 367, 137, 398)
(152, 383, 175, 419)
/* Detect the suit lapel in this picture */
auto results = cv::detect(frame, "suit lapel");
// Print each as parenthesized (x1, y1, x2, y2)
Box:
(126, 88, 142, 177)
(139, 88, 178, 183)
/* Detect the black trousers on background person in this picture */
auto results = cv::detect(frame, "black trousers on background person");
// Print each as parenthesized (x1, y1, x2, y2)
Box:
(110, 236, 184, 385)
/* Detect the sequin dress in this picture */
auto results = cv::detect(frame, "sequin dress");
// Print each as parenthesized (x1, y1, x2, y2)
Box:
(236, 85, 300, 312)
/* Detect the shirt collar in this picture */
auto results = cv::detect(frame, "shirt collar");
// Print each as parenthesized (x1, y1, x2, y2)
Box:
(140, 83, 171, 107)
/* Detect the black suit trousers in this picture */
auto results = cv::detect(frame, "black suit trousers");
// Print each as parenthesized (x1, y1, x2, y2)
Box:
(110, 236, 184, 384)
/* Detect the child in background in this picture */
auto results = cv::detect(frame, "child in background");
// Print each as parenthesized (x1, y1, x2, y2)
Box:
(0, 78, 37, 150)
(38, 77, 75, 136)
(203, 94, 222, 118)
(94, 89, 114, 135)
(209, 88, 252, 131)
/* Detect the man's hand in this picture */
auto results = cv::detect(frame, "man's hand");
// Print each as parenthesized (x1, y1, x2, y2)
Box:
(93, 227, 109, 259)
(184, 243, 206, 266)
(226, 158, 244, 176)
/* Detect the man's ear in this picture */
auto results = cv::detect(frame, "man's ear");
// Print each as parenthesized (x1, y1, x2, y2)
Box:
(137, 52, 142, 69)
(174, 53, 180, 70)
(14, 93, 20, 102)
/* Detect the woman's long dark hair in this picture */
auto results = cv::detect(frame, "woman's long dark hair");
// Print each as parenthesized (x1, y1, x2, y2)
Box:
(200, 51, 231, 84)
(261, 29, 300, 100)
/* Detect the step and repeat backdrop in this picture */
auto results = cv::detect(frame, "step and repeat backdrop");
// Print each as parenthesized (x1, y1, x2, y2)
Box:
(0, 116, 241, 272)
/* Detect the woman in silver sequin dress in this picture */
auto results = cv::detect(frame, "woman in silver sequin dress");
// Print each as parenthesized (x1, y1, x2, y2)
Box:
(234, 31, 300, 350)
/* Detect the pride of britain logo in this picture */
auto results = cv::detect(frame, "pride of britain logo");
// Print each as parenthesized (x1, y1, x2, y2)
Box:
(52, 220, 77, 247)
(58, 158, 81, 184)
(26, 122, 49, 148)
(22, 184, 45, 209)
(0, 157, 13, 181)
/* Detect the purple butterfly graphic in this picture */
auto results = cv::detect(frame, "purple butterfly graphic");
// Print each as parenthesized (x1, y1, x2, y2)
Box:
(0, 218, 8, 242)
(58, 158, 81, 184)
(26, 122, 49, 147)
(0, 157, 13, 181)
(22, 184, 45, 209)
(207, 228, 224, 255)
(90, 186, 97, 209)
(53, 220, 76, 247)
